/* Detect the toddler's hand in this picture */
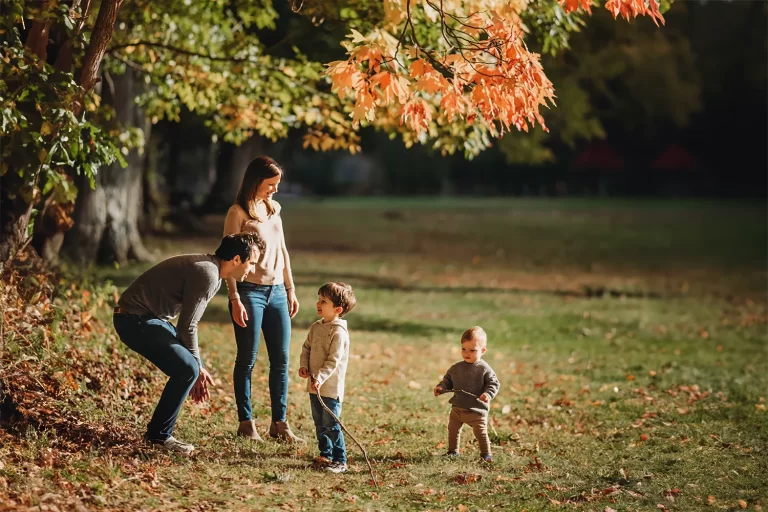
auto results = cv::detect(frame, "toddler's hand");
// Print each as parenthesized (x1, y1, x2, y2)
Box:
(479, 393, 490, 403)
(298, 367, 309, 379)
(310, 379, 320, 392)
(434, 386, 445, 396)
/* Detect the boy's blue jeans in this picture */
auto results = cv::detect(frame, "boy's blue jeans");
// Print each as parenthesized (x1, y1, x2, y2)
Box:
(229, 283, 291, 423)
(310, 394, 346, 464)
(113, 314, 200, 442)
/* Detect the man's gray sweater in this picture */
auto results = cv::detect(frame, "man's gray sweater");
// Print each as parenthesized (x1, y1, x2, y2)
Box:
(117, 254, 221, 367)
(437, 360, 500, 414)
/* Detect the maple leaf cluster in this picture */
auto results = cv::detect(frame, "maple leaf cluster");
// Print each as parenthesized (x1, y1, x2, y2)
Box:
(560, 0, 665, 25)
(319, 0, 665, 155)
(324, 11, 555, 145)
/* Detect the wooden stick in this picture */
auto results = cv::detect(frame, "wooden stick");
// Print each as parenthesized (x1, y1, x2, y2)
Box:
(311, 377, 379, 487)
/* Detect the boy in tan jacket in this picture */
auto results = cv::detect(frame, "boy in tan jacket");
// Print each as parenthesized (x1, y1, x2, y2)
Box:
(299, 282, 356, 474)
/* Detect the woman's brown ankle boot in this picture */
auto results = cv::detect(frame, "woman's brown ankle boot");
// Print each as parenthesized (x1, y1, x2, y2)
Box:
(269, 420, 305, 444)
(237, 420, 264, 442)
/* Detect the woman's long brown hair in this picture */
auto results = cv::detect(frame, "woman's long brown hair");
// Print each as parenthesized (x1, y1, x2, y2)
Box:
(235, 156, 283, 221)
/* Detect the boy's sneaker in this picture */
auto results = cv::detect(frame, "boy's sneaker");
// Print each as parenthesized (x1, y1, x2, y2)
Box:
(146, 436, 194, 455)
(444, 450, 460, 457)
(312, 456, 333, 470)
(325, 462, 348, 474)
(480, 453, 493, 463)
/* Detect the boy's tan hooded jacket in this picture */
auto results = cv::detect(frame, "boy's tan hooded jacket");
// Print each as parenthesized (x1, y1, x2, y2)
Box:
(300, 318, 350, 401)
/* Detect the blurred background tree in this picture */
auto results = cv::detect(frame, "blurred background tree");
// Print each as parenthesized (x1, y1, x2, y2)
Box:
(1, 0, 765, 270)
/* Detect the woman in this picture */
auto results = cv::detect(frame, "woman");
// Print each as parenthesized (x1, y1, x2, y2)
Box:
(223, 156, 303, 443)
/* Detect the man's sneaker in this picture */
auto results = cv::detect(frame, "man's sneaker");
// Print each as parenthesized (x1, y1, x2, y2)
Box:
(480, 453, 493, 463)
(312, 456, 333, 470)
(146, 436, 195, 455)
(444, 450, 460, 457)
(325, 462, 348, 474)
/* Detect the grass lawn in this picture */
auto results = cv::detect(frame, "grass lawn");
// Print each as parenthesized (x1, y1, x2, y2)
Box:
(2, 198, 766, 511)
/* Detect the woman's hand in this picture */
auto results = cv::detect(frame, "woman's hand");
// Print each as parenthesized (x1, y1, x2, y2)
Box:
(231, 298, 248, 328)
(287, 288, 300, 318)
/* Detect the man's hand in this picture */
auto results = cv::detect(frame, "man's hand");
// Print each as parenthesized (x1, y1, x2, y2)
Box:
(298, 367, 309, 379)
(310, 378, 320, 392)
(231, 299, 248, 328)
(287, 288, 300, 318)
(479, 393, 490, 403)
(434, 386, 445, 396)
(191, 367, 215, 403)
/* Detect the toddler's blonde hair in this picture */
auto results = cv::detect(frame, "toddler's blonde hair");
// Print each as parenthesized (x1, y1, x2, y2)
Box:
(461, 326, 487, 348)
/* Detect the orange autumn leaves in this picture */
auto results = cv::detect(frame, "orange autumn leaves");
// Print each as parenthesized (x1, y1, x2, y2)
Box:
(561, 0, 665, 25)
(325, 15, 555, 141)
(321, 0, 664, 150)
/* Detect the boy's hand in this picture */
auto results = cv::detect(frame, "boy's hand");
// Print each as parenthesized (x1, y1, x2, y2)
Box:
(298, 367, 309, 379)
(434, 386, 445, 396)
(310, 379, 320, 392)
(479, 393, 490, 403)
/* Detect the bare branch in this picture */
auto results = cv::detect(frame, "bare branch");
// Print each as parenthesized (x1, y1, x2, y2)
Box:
(107, 41, 258, 63)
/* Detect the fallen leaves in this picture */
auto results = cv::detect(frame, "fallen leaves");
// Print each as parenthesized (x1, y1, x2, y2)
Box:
(526, 457, 546, 472)
(663, 488, 680, 502)
(454, 473, 482, 485)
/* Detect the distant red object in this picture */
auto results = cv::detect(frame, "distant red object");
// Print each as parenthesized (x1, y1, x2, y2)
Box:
(651, 144, 696, 172)
(574, 141, 624, 171)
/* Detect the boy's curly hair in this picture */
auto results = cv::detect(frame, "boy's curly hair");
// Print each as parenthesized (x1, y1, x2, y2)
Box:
(318, 282, 356, 317)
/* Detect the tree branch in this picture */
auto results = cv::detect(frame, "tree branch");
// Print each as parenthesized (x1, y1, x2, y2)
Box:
(107, 41, 259, 63)
(79, 0, 124, 93)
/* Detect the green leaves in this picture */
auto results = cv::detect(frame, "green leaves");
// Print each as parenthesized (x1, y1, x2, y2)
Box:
(0, 0, 138, 213)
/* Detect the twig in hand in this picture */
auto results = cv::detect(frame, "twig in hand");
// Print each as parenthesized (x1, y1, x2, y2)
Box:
(440, 388, 479, 398)
(311, 377, 379, 488)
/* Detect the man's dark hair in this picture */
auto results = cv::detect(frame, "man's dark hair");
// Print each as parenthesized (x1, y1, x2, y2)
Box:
(215, 233, 265, 262)
(318, 282, 356, 317)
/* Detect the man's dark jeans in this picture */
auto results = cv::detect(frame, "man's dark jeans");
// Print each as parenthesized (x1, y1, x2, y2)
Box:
(113, 314, 199, 441)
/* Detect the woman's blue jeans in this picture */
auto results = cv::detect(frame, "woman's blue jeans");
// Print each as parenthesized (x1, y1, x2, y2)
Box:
(229, 283, 291, 422)
(113, 314, 200, 442)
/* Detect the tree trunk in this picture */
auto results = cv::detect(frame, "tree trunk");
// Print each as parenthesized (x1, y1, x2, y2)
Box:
(201, 135, 266, 212)
(0, 183, 37, 274)
(62, 70, 151, 266)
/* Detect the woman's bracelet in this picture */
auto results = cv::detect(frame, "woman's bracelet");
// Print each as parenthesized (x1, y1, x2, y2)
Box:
(229, 294, 240, 302)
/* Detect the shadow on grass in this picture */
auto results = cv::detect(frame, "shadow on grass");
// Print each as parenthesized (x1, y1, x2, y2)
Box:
(295, 271, 664, 299)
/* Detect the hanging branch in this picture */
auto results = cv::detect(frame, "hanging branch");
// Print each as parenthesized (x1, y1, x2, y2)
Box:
(311, 377, 379, 488)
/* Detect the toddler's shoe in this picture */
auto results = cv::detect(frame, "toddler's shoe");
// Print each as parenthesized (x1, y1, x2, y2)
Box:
(480, 453, 493, 463)
(443, 450, 460, 457)
(325, 461, 348, 474)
